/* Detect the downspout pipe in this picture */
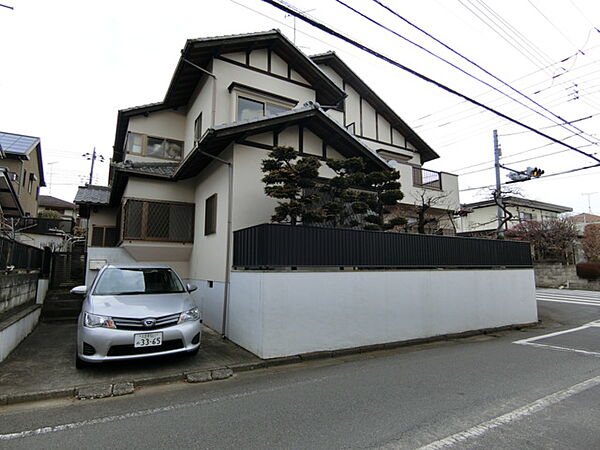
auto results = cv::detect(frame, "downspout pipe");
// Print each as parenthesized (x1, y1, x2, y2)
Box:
(195, 149, 233, 339)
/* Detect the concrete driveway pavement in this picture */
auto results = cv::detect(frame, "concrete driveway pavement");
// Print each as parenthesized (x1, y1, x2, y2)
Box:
(0, 321, 262, 404)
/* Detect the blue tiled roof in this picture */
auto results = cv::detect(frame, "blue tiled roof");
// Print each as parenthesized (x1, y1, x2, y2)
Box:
(0, 131, 40, 156)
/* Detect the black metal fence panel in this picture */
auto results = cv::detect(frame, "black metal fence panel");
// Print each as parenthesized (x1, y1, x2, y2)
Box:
(18, 217, 74, 235)
(233, 224, 533, 269)
(0, 236, 44, 271)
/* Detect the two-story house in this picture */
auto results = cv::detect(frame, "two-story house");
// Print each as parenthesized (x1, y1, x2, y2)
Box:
(0, 131, 46, 217)
(75, 30, 460, 331)
(458, 196, 573, 236)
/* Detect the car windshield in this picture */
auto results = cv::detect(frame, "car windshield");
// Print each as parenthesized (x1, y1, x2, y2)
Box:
(93, 268, 185, 295)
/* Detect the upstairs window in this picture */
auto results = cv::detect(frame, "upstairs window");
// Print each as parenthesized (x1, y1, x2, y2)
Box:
(126, 132, 183, 161)
(236, 96, 293, 121)
(194, 112, 203, 144)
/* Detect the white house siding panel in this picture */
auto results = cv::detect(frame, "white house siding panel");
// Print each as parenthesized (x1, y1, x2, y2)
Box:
(270, 52, 288, 77)
(361, 100, 377, 140)
(128, 110, 186, 143)
(212, 58, 316, 126)
(223, 51, 246, 64)
(232, 143, 278, 231)
(246, 132, 273, 146)
(249, 48, 268, 71)
(123, 178, 195, 203)
(439, 173, 460, 211)
(278, 126, 299, 148)
(189, 149, 232, 283)
(327, 146, 345, 161)
(325, 109, 344, 126)
(228, 269, 537, 359)
(303, 129, 322, 157)
(317, 65, 344, 88)
(344, 85, 361, 129)
(184, 70, 214, 155)
(391, 128, 405, 147)
(377, 115, 392, 144)
(290, 69, 308, 84)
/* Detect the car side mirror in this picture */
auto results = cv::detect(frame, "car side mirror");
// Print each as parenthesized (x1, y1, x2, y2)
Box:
(71, 285, 88, 295)
(187, 283, 198, 293)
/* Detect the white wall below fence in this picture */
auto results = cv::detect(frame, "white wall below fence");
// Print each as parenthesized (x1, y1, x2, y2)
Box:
(0, 307, 41, 362)
(228, 269, 537, 359)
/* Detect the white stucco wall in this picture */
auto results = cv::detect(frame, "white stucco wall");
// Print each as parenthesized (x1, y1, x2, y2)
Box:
(227, 269, 538, 359)
(461, 205, 561, 232)
(123, 178, 195, 203)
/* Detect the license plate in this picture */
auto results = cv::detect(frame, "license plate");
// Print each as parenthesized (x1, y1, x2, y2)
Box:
(134, 332, 163, 348)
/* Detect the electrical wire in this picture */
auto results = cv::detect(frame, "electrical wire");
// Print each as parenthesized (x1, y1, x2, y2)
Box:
(260, 0, 600, 163)
(340, 0, 600, 147)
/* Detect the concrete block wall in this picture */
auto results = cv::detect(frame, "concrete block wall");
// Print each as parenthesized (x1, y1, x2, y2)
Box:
(534, 263, 600, 291)
(0, 272, 39, 315)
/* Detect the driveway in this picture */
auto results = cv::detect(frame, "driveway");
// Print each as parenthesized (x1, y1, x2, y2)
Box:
(0, 321, 261, 403)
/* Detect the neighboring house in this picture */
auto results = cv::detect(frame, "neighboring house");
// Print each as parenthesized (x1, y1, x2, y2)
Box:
(74, 30, 460, 326)
(0, 131, 45, 217)
(38, 195, 77, 221)
(0, 132, 74, 250)
(569, 212, 600, 235)
(458, 196, 573, 236)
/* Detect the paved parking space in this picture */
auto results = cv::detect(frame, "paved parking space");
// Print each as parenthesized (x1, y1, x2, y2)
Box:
(0, 321, 261, 402)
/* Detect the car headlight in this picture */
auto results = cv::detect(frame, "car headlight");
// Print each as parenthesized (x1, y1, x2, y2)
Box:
(178, 307, 200, 324)
(84, 312, 116, 329)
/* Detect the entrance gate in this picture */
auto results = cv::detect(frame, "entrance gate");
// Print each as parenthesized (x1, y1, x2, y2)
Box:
(50, 247, 86, 289)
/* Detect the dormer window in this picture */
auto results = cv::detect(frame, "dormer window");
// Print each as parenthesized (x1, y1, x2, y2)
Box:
(126, 132, 183, 161)
(230, 82, 296, 122)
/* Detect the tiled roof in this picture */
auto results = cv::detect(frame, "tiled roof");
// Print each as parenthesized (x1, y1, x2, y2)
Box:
(73, 185, 111, 205)
(0, 131, 40, 156)
(38, 195, 76, 209)
(116, 161, 180, 177)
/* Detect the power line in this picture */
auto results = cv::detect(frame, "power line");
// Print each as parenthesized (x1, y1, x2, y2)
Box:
(459, 163, 600, 192)
(338, 0, 600, 147)
(526, 0, 585, 54)
(260, 0, 600, 163)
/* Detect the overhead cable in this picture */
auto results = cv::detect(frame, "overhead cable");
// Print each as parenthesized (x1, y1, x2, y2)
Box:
(260, 0, 600, 163)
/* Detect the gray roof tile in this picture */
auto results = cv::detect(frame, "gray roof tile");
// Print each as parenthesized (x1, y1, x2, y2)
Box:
(74, 185, 111, 205)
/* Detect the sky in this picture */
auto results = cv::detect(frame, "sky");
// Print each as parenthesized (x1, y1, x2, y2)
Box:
(1, 0, 599, 214)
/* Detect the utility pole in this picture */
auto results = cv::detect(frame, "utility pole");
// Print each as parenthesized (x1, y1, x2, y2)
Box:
(82, 148, 104, 185)
(582, 192, 597, 214)
(493, 130, 505, 238)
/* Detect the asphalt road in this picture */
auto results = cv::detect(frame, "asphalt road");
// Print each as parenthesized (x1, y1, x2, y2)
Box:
(1, 289, 599, 449)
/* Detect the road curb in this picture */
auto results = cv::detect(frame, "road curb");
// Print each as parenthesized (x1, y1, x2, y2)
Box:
(0, 321, 537, 406)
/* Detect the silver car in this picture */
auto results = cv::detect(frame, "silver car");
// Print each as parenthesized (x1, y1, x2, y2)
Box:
(71, 265, 202, 368)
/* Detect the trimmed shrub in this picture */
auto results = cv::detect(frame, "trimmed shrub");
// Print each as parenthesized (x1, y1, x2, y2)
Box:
(576, 262, 600, 279)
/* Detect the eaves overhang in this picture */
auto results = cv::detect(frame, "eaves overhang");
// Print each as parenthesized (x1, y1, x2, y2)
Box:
(174, 106, 390, 180)
(310, 51, 439, 164)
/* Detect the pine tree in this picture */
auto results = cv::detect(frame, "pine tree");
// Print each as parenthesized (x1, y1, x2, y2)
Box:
(261, 146, 324, 226)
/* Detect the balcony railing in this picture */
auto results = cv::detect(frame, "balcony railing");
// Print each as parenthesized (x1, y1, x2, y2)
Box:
(413, 167, 442, 190)
(18, 217, 74, 235)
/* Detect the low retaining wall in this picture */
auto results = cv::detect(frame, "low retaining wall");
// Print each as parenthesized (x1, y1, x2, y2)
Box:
(0, 306, 41, 362)
(0, 272, 39, 314)
(228, 268, 538, 359)
(535, 263, 600, 291)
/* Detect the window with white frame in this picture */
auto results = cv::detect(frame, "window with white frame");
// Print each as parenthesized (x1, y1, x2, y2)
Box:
(126, 132, 183, 161)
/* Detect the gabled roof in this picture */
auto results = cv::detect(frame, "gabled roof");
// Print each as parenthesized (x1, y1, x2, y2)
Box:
(168, 30, 345, 109)
(113, 30, 346, 163)
(570, 213, 600, 223)
(464, 196, 573, 214)
(310, 52, 439, 164)
(38, 195, 76, 210)
(0, 131, 39, 157)
(0, 131, 46, 186)
(175, 104, 390, 179)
